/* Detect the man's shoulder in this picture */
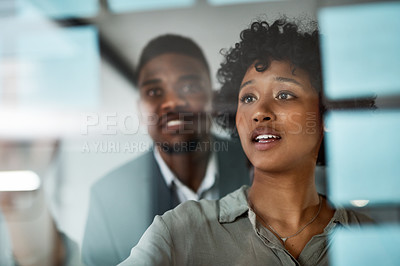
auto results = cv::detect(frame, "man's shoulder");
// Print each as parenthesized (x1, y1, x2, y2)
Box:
(91, 150, 154, 192)
(212, 136, 246, 160)
(213, 136, 243, 150)
(212, 136, 250, 190)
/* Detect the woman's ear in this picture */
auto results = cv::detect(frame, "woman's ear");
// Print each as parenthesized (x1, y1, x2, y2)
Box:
(316, 137, 326, 166)
(317, 120, 326, 166)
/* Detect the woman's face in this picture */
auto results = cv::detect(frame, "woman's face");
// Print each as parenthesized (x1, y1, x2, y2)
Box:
(236, 60, 322, 173)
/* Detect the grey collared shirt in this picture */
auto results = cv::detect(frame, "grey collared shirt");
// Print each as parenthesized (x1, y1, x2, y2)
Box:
(119, 186, 372, 266)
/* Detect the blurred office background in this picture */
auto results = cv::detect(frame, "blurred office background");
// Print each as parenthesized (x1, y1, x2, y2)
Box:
(0, 0, 399, 265)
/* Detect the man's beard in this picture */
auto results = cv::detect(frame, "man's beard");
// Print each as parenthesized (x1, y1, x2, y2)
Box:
(156, 138, 209, 154)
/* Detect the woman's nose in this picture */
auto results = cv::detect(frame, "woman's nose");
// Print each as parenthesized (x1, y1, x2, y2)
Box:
(251, 98, 276, 123)
(252, 102, 276, 123)
(252, 112, 272, 122)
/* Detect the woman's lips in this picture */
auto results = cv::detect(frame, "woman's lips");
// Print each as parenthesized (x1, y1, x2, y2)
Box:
(251, 130, 281, 151)
(255, 134, 280, 142)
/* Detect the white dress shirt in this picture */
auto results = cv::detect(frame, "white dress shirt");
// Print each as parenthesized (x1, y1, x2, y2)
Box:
(153, 148, 218, 203)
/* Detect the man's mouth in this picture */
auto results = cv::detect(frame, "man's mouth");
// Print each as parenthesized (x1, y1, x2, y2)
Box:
(166, 119, 184, 127)
(164, 118, 185, 132)
(161, 113, 194, 132)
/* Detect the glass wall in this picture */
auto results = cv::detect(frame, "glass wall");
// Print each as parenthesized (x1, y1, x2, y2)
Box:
(1, 0, 398, 265)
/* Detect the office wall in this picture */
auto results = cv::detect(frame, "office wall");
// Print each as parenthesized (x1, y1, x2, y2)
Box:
(54, 0, 318, 246)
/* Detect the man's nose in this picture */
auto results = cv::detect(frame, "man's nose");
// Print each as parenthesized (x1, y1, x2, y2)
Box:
(160, 90, 187, 112)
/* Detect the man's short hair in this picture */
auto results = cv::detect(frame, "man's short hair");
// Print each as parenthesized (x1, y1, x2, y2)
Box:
(134, 34, 210, 86)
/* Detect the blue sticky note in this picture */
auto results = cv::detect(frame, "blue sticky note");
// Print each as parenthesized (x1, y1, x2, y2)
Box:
(207, 0, 275, 5)
(17, 0, 98, 18)
(108, 0, 195, 13)
(13, 26, 100, 111)
(318, 2, 400, 99)
(325, 110, 400, 206)
(0, 42, 2, 100)
(331, 226, 400, 266)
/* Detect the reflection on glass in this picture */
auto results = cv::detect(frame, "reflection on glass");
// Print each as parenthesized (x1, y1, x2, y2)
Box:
(0, 25, 99, 111)
(349, 199, 369, 208)
(0, 171, 40, 191)
(16, 0, 98, 18)
(0, 25, 100, 139)
(108, 0, 195, 13)
(0, 42, 2, 101)
(331, 226, 400, 266)
(325, 110, 400, 206)
(208, 0, 278, 5)
(15, 26, 99, 110)
(318, 2, 400, 99)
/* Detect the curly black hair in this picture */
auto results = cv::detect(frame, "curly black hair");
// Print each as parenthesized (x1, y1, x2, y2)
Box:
(214, 19, 375, 166)
(214, 18, 324, 163)
(214, 19, 322, 132)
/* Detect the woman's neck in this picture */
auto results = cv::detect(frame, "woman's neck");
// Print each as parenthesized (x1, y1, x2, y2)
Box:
(247, 163, 336, 259)
(248, 164, 320, 228)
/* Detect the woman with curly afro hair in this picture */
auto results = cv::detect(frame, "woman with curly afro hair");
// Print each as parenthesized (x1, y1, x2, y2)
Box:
(119, 19, 372, 266)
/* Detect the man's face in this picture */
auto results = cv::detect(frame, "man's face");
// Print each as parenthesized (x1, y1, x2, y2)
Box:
(138, 53, 212, 149)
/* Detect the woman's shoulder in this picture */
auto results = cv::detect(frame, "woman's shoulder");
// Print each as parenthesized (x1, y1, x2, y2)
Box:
(160, 185, 250, 228)
(345, 209, 375, 224)
(166, 198, 219, 222)
(334, 208, 375, 226)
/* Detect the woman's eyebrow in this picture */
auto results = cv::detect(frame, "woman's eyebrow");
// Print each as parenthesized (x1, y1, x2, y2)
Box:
(240, 80, 254, 90)
(275, 76, 302, 86)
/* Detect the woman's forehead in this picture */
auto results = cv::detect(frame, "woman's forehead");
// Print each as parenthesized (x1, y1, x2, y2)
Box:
(241, 60, 314, 91)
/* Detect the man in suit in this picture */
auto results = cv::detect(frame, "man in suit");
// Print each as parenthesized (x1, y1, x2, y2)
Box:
(82, 34, 250, 266)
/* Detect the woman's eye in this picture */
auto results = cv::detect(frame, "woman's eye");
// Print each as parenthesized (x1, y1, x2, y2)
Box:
(276, 91, 296, 100)
(240, 95, 256, 104)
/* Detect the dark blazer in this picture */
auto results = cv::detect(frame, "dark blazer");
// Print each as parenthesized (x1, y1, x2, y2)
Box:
(82, 138, 250, 266)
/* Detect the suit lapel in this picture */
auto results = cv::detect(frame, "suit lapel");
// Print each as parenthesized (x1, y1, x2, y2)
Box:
(150, 151, 179, 217)
(216, 138, 250, 198)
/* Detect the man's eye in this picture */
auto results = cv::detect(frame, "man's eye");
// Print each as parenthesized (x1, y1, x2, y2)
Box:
(180, 83, 202, 94)
(276, 91, 296, 100)
(146, 88, 163, 97)
(240, 95, 256, 104)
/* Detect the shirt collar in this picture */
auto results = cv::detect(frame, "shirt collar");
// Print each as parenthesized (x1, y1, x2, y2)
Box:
(217, 185, 358, 230)
(153, 148, 175, 187)
(218, 185, 250, 223)
(153, 147, 218, 197)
